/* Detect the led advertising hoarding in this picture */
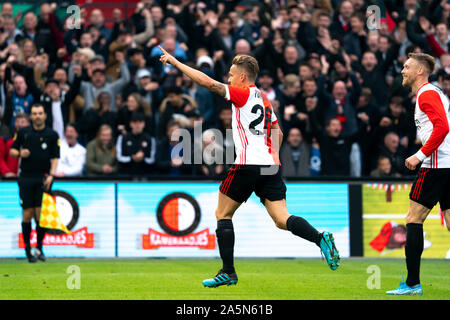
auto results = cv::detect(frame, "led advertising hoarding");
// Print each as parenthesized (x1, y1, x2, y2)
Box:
(363, 183, 449, 258)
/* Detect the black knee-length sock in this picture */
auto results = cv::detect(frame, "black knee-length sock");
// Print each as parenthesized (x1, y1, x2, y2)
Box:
(21, 222, 32, 251)
(216, 219, 235, 274)
(286, 215, 322, 246)
(36, 224, 47, 251)
(405, 223, 424, 287)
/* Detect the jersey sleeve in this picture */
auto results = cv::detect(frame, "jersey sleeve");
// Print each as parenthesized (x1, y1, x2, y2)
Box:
(224, 85, 250, 108)
(416, 90, 450, 160)
(270, 106, 278, 124)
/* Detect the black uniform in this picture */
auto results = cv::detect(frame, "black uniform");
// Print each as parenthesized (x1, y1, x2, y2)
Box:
(116, 132, 156, 175)
(11, 126, 60, 209)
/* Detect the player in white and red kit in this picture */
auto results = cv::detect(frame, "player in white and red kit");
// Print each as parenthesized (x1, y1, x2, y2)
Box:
(159, 48, 340, 287)
(387, 53, 450, 296)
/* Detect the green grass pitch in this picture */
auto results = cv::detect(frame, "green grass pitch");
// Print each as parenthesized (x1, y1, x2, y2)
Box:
(0, 258, 448, 300)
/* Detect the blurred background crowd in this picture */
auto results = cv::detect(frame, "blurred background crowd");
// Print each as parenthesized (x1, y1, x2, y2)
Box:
(1, 0, 449, 179)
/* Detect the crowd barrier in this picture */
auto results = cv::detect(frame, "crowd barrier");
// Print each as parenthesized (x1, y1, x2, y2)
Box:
(0, 179, 448, 259)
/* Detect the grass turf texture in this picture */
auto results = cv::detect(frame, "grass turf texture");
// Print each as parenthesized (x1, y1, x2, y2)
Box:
(0, 258, 448, 300)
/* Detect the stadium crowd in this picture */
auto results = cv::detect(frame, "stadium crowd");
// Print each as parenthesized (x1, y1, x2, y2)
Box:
(0, 0, 449, 178)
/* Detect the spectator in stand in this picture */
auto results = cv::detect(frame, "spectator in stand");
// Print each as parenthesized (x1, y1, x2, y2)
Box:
(318, 56, 361, 136)
(156, 120, 193, 176)
(258, 69, 277, 102)
(442, 73, 450, 100)
(116, 112, 156, 176)
(35, 3, 61, 61)
(78, 91, 118, 143)
(79, 51, 130, 112)
(0, 112, 29, 177)
(279, 45, 301, 78)
(38, 65, 82, 139)
(280, 127, 311, 177)
(330, 0, 354, 38)
(277, 74, 302, 133)
(117, 92, 152, 136)
(181, 69, 215, 128)
(355, 87, 380, 175)
(343, 12, 368, 61)
(3, 72, 33, 129)
(85, 124, 118, 176)
(196, 129, 225, 178)
(0, 2, 13, 17)
(374, 96, 416, 153)
(89, 9, 112, 42)
(358, 37, 401, 110)
(318, 117, 361, 176)
(55, 124, 86, 177)
(379, 131, 408, 177)
(370, 155, 394, 178)
(158, 86, 197, 139)
(106, 8, 154, 81)
(2, 14, 22, 46)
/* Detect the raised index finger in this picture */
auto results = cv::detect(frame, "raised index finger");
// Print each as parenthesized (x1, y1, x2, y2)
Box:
(158, 45, 167, 55)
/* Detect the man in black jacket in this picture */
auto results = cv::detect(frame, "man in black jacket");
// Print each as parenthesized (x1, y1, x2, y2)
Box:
(116, 112, 156, 176)
(318, 117, 361, 176)
(40, 66, 82, 139)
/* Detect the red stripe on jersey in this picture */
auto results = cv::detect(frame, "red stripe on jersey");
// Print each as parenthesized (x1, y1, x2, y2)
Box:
(418, 90, 450, 158)
(431, 152, 434, 168)
(234, 108, 245, 164)
(432, 151, 434, 168)
(236, 108, 248, 164)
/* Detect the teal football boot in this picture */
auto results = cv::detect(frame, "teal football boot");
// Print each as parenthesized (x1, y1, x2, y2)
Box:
(319, 232, 340, 270)
(386, 278, 423, 295)
(202, 269, 238, 288)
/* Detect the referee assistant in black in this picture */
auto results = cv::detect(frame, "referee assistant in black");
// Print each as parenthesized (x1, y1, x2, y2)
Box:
(10, 104, 60, 263)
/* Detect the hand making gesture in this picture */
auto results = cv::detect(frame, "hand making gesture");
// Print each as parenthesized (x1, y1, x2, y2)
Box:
(158, 45, 177, 66)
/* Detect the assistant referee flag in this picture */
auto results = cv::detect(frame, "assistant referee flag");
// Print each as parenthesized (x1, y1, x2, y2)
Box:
(40, 192, 71, 234)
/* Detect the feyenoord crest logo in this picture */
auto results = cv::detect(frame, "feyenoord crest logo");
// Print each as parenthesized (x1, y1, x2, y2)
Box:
(156, 192, 201, 236)
(141, 192, 215, 250)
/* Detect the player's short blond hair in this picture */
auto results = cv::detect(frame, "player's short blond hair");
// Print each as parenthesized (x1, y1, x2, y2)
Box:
(232, 55, 259, 82)
(408, 53, 436, 75)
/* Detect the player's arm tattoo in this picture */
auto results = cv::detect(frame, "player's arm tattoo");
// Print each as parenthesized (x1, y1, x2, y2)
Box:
(208, 81, 226, 97)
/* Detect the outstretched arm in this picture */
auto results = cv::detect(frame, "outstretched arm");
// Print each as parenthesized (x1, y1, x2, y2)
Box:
(159, 46, 226, 97)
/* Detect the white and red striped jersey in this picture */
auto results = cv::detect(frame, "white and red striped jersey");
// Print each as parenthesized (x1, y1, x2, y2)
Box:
(414, 82, 450, 168)
(224, 84, 280, 165)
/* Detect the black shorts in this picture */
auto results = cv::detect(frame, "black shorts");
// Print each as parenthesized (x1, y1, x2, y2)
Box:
(18, 175, 45, 209)
(219, 164, 287, 204)
(409, 168, 450, 210)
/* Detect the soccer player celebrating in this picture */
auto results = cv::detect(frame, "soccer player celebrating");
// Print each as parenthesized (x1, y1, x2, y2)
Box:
(159, 46, 340, 288)
(386, 53, 450, 295)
